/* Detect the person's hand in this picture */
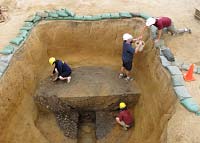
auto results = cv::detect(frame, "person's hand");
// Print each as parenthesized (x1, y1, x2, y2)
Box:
(154, 39, 159, 43)
(138, 35, 143, 40)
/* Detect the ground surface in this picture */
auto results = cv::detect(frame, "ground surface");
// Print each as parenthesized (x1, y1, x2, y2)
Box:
(0, 0, 200, 143)
(36, 66, 140, 110)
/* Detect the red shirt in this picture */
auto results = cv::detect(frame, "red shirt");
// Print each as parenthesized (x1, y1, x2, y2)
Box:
(118, 110, 133, 125)
(154, 17, 172, 30)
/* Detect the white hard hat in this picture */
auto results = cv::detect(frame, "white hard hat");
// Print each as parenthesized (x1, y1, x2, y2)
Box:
(123, 33, 133, 41)
(146, 17, 156, 26)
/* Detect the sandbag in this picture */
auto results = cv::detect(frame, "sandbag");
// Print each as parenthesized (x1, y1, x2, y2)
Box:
(47, 11, 59, 18)
(0, 61, 9, 73)
(36, 12, 48, 18)
(25, 15, 41, 23)
(166, 66, 182, 75)
(0, 45, 15, 55)
(83, 16, 93, 21)
(130, 12, 140, 17)
(33, 15, 42, 23)
(181, 64, 189, 71)
(119, 12, 132, 18)
(19, 30, 29, 38)
(92, 15, 102, 20)
(172, 75, 185, 86)
(63, 17, 75, 20)
(73, 15, 84, 20)
(197, 66, 200, 74)
(110, 13, 120, 19)
(20, 25, 33, 31)
(56, 9, 69, 17)
(181, 98, 200, 113)
(65, 9, 75, 17)
(161, 48, 175, 62)
(45, 17, 57, 20)
(25, 15, 36, 22)
(10, 36, 24, 46)
(101, 13, 111, 19)
(174, 86, 191, 100)
(160, 56, 170, 67)
(23, 22, 34, 27)
(0, 54, 13, 63)
(139, 13, 151, 19)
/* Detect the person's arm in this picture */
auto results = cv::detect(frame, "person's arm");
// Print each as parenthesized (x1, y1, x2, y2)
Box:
(55, 62, 63, 75)
(156, 29, 162, 41)
(127, 45, 134, 54)
(139, 26, 148, 39)
(118, 112, 123, 121)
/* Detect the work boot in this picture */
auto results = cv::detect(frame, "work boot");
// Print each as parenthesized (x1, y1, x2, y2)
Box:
(124, 76, 134, 81)
(185, 28, 192, 34)
(119, 73, 126, 79)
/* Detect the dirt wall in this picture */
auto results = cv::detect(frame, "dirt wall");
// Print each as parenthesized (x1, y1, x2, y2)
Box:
(0, 18, 176, 143)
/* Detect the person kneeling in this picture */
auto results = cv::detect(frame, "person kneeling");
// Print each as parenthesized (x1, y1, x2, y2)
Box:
(116, 102, 134, 131)
(49, 57, 72, 83)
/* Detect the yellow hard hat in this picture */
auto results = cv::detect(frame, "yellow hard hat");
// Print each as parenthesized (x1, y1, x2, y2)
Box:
(49, 57, 56, 65)
(119, 102, 126, 109)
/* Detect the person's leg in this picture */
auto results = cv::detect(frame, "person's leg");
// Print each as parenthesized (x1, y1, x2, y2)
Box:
(167, 22, 191, 35)
(59, 71, 72, 83)
(116, 117, 129, 130)
(124, 62, 133, 81)
(119, 62, 127, 78)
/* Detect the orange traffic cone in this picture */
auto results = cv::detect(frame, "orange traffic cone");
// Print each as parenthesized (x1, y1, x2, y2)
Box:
(184, 64, 195, 81)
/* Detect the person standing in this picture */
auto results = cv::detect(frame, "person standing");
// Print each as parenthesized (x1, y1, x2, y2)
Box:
(119, 33, 137, 81)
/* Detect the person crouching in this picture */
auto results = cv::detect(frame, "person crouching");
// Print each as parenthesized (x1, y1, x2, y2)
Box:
(49, 57, 72, 83)
(116, 102, 134, 130)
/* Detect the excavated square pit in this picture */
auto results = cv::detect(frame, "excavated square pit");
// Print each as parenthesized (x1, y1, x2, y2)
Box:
(0, 18, 177, 143)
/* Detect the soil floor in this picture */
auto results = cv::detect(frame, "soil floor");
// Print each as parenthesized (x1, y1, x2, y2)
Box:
(0, 0, 200, 143)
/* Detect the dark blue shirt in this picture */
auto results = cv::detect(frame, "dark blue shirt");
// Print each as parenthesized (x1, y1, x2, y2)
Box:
(53, 60, 71, 76)
(122, 42, 135, 62)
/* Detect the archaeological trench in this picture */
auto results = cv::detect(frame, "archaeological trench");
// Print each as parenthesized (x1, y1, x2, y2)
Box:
(0, 18, 177, 143)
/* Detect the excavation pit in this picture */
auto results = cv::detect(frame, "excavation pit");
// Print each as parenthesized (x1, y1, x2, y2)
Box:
(0, 18, 177, 143)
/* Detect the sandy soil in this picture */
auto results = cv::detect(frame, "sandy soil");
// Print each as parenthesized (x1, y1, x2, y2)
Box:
(0, 0, 200, 143)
